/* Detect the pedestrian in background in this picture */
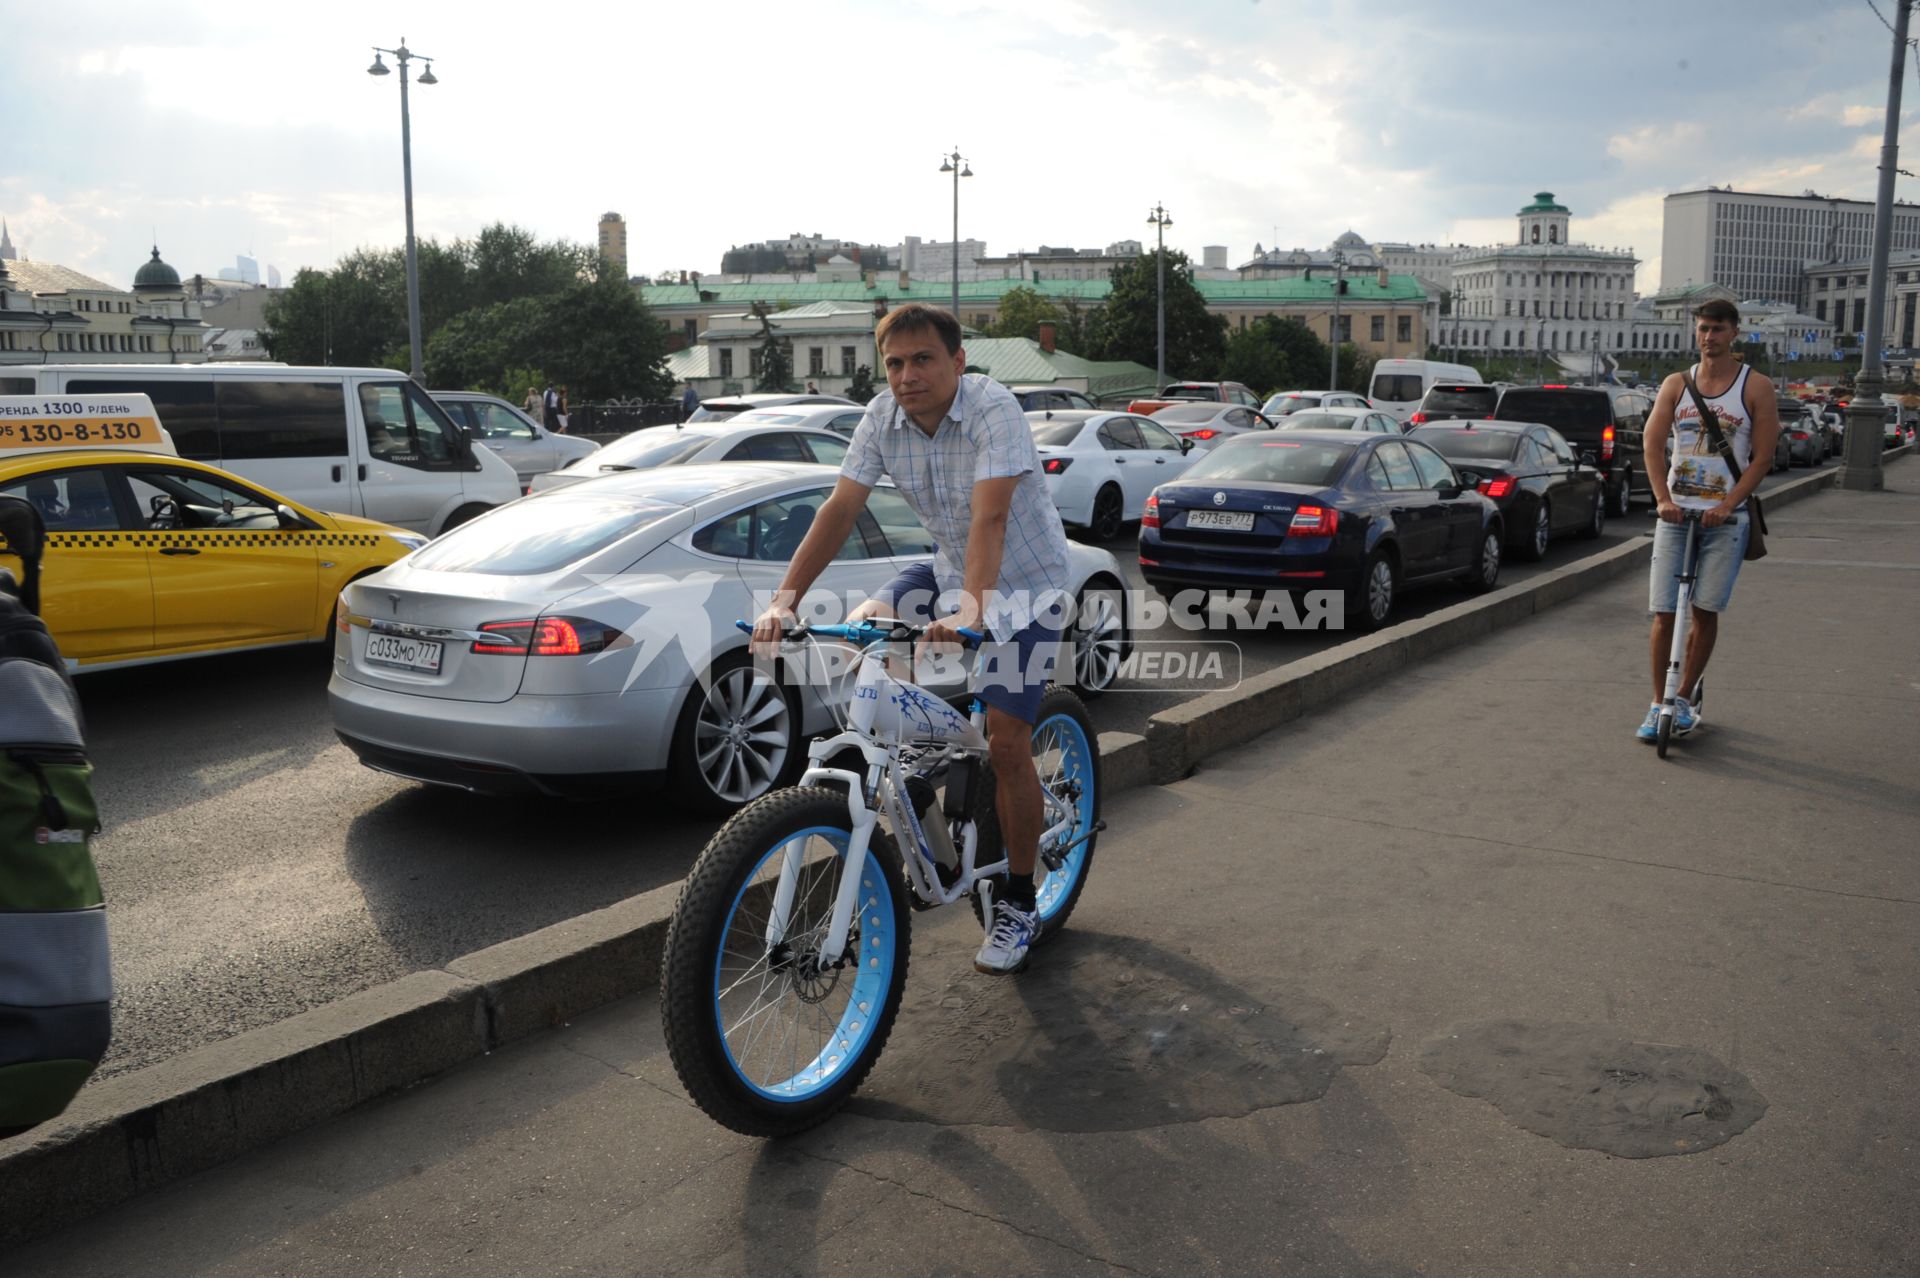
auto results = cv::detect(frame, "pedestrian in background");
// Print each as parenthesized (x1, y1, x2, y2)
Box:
(557, 385, 571, 434)
(681, 382, 700, 421)
(542, 382, 562, 434)
(523, 385, 541, 421)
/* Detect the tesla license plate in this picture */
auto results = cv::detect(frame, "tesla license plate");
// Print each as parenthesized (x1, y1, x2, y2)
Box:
(366, 634, 443, 673)
(1188, 510, 1254, 531)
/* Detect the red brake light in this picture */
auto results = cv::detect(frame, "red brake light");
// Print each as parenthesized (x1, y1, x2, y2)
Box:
(1409, 411, 1428, 424)
(1600, 423, 1615, 461)
(1042, 456, 1072, 474)
(1477, 476, 1517, 499)
(1542, 383, 1568, 389)
(1790, 431, 1809, 441)
(472, 617, 619, 656)
(1141, 495, 1160, 529)
(1184, 429, 1219, 440)
(1286, 505, 1339, 537)
(335, 594, 351, 635)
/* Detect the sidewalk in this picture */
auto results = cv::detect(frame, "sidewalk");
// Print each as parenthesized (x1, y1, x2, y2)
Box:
(9, 467, 1918, 1277)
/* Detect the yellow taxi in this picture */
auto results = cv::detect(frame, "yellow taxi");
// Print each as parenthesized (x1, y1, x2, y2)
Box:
(0, 394, 426, 671)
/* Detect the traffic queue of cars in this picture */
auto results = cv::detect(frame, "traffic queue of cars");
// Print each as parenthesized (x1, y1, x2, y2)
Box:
(3, 366, 1643, 818)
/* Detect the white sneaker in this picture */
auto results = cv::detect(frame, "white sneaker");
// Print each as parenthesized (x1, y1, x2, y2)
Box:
(974, 900, 1037, 975)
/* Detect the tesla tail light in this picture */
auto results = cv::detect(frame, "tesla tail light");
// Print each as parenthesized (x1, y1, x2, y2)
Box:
(1042, 457, 1072, 474)
(1286, 505, 1339, 537)
(1409, 411, 1428, 424)
(1141, 495, 1161, 529)
(472, 617, 622, 656)
(1184, 429, 1219, 440)
(1600, 424, 1615, 461)
(1477, 476, 1517, 499)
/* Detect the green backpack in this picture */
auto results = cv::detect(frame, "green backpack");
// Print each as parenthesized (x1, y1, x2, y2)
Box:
(0, 494, 110, 1138)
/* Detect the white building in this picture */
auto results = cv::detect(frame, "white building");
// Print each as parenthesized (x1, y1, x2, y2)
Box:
(1440, 193, 1658, 365)
(1661, 186, 1920, 304)
(1740, 301, 1836, 362)
(667, 300, 881, 398)
(0, 245, 207, 368)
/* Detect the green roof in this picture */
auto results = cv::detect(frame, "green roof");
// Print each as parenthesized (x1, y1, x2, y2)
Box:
(958, 338, 1161, 399)
(1518, 191, 1570, 215)
(639, 273, 1427, 309)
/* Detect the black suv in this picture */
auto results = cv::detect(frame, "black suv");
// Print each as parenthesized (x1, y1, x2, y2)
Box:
(1493, 385, 1650, 515)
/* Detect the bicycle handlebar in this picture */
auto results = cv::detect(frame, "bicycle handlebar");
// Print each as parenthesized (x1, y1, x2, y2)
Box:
(734, 619, 986, 648)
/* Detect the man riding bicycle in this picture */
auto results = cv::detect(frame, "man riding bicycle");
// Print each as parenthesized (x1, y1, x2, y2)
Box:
(751, 303, 1074, 975)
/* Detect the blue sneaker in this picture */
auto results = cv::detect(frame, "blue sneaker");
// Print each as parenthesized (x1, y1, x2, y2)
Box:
(974, 900, 1037, 975)
(1673, 695, 1699, 736)
(1636, 703, 1661, 742)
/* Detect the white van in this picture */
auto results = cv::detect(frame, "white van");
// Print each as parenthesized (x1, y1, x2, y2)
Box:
(1, 365, 521, 535)
(1368, 358, 1484, 425)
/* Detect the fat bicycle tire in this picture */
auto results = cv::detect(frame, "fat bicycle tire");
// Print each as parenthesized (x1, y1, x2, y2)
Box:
(1655, 711, 1673, 758)
(969, 686, 1102, 943)
(660, 786, 912, 1138)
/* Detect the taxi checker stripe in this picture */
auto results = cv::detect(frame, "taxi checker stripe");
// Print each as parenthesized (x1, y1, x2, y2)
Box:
(36, 532, 384, 548)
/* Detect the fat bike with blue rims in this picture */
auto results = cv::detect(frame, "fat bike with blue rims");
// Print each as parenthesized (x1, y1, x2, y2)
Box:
(661, 619, 1102, 1137)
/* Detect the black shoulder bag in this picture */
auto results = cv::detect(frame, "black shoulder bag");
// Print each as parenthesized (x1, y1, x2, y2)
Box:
(1680, 371, 1768, 561)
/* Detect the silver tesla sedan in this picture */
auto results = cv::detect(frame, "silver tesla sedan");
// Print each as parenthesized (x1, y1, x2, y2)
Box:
(328, 463, 1130, 813)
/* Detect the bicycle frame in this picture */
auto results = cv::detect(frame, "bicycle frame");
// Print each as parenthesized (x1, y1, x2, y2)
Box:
(758, 627, 1081, 969)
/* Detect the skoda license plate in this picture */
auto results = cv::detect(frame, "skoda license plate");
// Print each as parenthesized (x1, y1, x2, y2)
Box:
(366, 634, 443, 673)
(1188, 510, 1253, 531)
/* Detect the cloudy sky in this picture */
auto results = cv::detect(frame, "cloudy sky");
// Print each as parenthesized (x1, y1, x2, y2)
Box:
(5, 0, 1916, 296)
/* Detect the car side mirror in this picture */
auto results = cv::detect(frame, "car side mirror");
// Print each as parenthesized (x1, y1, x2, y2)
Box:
(276, 504, 310, 530)
(1179, 438, 1194, 453)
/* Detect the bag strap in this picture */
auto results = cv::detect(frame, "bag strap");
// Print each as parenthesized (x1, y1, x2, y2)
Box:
(1681, 369, 1747, 485)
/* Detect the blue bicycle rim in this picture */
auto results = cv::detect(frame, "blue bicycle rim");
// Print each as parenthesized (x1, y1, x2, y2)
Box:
(1032, 712, 1096, 922)
(712, 825, 899, 1103)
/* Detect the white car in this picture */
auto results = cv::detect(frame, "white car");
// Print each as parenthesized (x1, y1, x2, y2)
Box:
(1027, 410, 1196, 540)
(686, 392, 859, 423)
(328, 464, 1131, 813)
(1147, 402, 1277, 454)
(528, 422, 852, 493)
(721, 403, 872, 439)
(1273, 407, 1404, 435)
(431, 391, 600, 491)
(1261, 390, 1371, 417)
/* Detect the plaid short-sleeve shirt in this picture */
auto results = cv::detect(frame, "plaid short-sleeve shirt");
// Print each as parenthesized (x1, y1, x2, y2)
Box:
(842, 374, 1072, 633)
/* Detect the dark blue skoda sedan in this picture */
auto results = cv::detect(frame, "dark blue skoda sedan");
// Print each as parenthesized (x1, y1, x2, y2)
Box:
(1137, 430, 1504, 629)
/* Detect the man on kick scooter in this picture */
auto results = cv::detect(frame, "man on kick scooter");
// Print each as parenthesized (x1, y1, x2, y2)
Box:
(749, 303, 1075, 975)
(1636, 299, 1781, 742)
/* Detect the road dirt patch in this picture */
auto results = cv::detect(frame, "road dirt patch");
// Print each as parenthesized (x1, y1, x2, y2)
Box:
(1417, 1019, 1768, 1158)
(850, 931, 1389, 1132)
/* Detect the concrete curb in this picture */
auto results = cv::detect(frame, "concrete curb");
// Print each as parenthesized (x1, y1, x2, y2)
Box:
(0, 457, 1869, 1248)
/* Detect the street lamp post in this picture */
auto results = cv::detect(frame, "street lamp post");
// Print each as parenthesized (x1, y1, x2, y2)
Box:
(1147, 203, 1173, 388)
(939, 149, 972, 320)
(1328, 249, 1348, 390)
(1843, 0, 1909, 491)
(367, 39, 438, 384)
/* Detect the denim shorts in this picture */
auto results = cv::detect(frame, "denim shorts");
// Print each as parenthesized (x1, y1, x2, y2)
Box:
(872, 562, 1064, 724)
(1648, 514, 1750, 614)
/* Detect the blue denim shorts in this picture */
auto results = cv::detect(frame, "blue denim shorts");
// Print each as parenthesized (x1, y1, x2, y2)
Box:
(1649, 514, 1750, 614)
(873, 562, 1064, 724)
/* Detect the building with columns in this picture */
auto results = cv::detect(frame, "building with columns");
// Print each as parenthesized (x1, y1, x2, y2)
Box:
(1438, 193, 1679, 365)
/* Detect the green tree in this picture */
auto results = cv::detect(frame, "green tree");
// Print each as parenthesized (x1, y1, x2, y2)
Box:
(1082, 249, 1226, 382)
(1219, 315, 1331, 394)
(988, 286, 1062, 341)
(262, 223, 593, 372)
(847, 364, 879, 403)
(423, 277, 670, 401)
(1334, 344, 1376, 396)
(1056, 296, 1092, 355)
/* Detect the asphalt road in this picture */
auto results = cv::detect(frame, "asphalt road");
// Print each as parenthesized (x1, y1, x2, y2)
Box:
(77, 469, 1808, 1081)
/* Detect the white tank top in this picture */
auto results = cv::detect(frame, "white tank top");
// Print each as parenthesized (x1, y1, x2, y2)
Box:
(1668, 363, 1753, 511)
